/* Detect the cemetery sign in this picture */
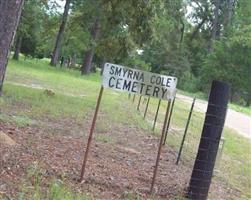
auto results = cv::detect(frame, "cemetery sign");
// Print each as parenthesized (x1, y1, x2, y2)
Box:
(102, 63, 177, 100)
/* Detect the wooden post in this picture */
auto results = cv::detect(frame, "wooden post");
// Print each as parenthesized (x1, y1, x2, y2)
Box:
(79, 86, 104, 182)
(150, 100, 171, 194)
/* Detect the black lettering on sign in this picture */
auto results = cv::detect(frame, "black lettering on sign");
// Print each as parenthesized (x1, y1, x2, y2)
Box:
(122, 68, 128, 77)
(116, 78, 123, 89)
(115, 67, 122, 76)
(139, 73, 144, 82)
(161, 88, 168, 98)
(145, 85, 152, 96)
(153, 86, 160, 97)
(161, 77, 165, 87)
(123, 80, 131, 91)
(150, 75, 155, 84)
(133, 71, 144, 82)
(131, 81, 138, 92)
(128, 70, 133, 79)
(133, 71, 140, 80)
(139, 83, 145, 93)
(156, 76, 161, 85)
(110, 65, 115, 75)
(166, 78, 172, 87)
(109, 77, 115, 87)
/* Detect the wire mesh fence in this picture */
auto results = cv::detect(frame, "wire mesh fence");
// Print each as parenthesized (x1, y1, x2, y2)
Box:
(127, 94, 226, 173)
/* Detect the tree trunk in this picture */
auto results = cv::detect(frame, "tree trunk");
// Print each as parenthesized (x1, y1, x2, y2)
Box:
(67, 58, 71, 68)
(245, 93, 251, 107)
(81, 50, 94, 75)
(0, 0, 24, 96)
(13, 35, 22, 60)
(223, 0, 235, 33)
(190, 17, 207, 42)
(209, 0, 221, 52)
(100, 58, 106, 75)
(50, 0, 71, 66)
(179, 19, 185, 47)
(81, 19, 100, 75)
(70, 53, 77, 68)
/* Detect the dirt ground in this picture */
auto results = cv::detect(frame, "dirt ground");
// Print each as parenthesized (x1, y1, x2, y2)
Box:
(0, 116, 240, 199)
(176, 94, 251, 139)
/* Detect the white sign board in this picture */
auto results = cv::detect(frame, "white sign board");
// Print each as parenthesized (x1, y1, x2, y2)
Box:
(102, 63, 177, 100)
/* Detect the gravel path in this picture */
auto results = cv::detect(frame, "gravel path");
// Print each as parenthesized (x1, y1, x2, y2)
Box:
(177, 94, 251, 139)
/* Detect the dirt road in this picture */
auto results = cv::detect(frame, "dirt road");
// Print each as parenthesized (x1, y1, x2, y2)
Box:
(177, 94, 251, 139)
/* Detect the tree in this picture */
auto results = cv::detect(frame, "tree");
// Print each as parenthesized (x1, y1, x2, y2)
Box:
(201, 0, 251, 106)
(77, 0, 163, 74)
(13, 0, 47, 60)
(0, 0, 24, 96)
(13, 34, 22, 60)
(81, 18, 100, 74)
(209, 0, 221, 51)
(50, 0, 71, 66)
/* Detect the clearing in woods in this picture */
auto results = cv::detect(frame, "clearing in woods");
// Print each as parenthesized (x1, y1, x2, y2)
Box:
(0, 59, 250, 199)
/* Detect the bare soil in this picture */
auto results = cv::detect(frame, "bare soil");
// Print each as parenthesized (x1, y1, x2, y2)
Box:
(0, 115, 240, 199)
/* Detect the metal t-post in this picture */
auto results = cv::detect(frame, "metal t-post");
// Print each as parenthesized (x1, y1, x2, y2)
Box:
(176, 97, 196, 165)
(79, 86, 104, 182)
(132, 94, 136, 103)
(150, 100, 171, 194)
(163, 96, 176, 145)
(137, 95, 142, 111)
(152, 99, 161, 131)
(144, 97, 150, 119)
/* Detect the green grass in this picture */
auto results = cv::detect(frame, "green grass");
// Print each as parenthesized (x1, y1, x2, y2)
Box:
(18, 162, 90, 200)
(229, 103, 251, 116)
(3, 59, 150, 130)
(134, 87, 251, 199)
(139, 95, 251, 199)
(1, 58, 152, 199)
(1, 58, 251, 199)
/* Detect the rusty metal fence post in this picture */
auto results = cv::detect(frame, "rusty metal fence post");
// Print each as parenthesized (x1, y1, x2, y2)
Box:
(144, 97, 150, 119)
(163, 96, 176, 145)
(132, 94, 136, 103)
(152, 99, 161, 131)
(79, 86, 104, 182)
(150, 100, 172, 194)
(176, 97, 196, 165)
(137, 95, 142, 111)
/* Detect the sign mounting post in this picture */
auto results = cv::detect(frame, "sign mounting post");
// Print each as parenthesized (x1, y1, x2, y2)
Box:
(79, 86, 104, 182)
(79, 63, 177, 192)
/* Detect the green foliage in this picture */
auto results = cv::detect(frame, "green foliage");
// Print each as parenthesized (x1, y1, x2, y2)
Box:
(15, 0, 50, 58)
(178, 72, 200, 92)
(202, 25, 251, 105)
(11, 0, 251, 106)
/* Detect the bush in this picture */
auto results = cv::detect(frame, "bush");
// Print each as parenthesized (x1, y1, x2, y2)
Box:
(178, 72, 200, 93)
